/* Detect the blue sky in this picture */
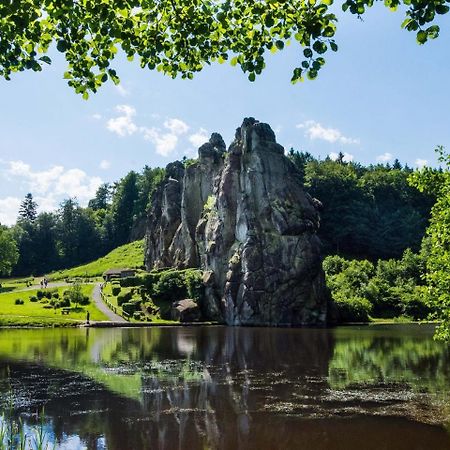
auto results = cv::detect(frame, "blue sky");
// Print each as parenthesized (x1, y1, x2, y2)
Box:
(1, 5, 449, 225)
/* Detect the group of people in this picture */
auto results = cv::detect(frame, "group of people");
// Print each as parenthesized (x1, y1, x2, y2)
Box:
(40, 278, 49, 288)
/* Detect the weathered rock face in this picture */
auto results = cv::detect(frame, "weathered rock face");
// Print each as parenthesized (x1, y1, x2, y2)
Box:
(145, 118, 329, 326)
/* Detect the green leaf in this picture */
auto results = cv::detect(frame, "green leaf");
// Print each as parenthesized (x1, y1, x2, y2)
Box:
(56, 40, 68, 53)
(275, 40, 284, 50)
(303, 48, 313, 58)
(248, 72, 256, 82)
(416, 30, 427, 44)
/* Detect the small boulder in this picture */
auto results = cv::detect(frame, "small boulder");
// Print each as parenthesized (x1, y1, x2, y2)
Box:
(171, 299, 201, 322)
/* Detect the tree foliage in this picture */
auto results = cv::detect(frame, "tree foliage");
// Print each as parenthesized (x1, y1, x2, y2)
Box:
(18, 193, 37, 222)
(289, 151, 435, 260)
(0, 226, 19, 276)
(324, 248, 430, 322)
(409, 147, 450, 340)
(10, 165, 164, 276)
(1, 0, 448, 96)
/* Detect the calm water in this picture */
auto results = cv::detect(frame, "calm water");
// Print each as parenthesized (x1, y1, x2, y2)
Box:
(0, 324, 449, 450)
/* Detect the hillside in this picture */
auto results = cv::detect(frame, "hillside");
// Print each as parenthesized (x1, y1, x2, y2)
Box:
(49, 240, 145, 280)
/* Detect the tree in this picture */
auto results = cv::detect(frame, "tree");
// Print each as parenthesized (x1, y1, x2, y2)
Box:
(1, 1, 448, 97)
(409, 147, 450, 340)
(18, 193, 37, 222)
(0, 227, 19, 276)
(88, 183, 111, 211)
(111, 171, 139, 245)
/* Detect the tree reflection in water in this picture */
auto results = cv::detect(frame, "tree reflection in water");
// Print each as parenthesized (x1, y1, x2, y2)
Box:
(0, 325, 448, 450)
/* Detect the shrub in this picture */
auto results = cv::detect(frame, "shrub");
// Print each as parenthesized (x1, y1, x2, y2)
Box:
(122, 302, 139, 315)
(120, 276, 141, 287)
(64, 282, 88, 306)
(29, 296, 38, 302)
(112, 286, 121, 296)
(58, 296, 70, 308)
(36, 290, 45, 299)
(117, 290, 133, 306)
(323, 255, 351, 276)
(153, 270, 187, 302)
(52, 292, 59, 299)
(14, 298, 24, 305)
(133, 311, 144, 321)
(185, 269, 204, 302)
(335, 295, 372, 322)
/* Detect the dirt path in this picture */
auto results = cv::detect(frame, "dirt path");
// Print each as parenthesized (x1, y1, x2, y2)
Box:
(92, 283, 127, 323)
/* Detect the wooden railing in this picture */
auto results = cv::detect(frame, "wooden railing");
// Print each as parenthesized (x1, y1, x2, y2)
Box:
(100, 284, 130, 321)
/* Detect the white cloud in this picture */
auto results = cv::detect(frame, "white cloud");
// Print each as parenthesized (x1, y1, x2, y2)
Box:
(54, 169, 102, 200)
(415, 158, 428, 168)
(189, 128, 209, 148)
(163, 118, 189, 135)
(106, 104, 138, 136)
(377, 152, 393, 162)
(115, 83, 129, 97)
(102, 106, 206, 156)
(141, 127, 179, 157)
(5, 160, 102, 208)
(91, 113, 102, 120)
(99, 159, 111, 170)
(0, 196, 21, 226)
(8, 161, 64, 194)
(297, 120, 359, 145)
(329, 152, 354, 162)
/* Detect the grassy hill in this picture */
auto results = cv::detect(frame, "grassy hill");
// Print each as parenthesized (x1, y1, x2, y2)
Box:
(49, 240, 145, 280)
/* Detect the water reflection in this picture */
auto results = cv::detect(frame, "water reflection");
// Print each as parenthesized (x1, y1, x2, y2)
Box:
(0, 325, 448, 449)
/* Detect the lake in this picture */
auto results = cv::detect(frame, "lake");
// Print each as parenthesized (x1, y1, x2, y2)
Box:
(0, 324, 448, 449)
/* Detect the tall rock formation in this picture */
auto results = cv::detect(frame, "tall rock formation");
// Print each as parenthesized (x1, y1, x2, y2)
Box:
(145, 118, 329, 326)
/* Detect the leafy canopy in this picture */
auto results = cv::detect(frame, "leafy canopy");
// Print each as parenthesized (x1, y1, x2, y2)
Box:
(1, 0, 448, 97)
(409, 147, 450, 340)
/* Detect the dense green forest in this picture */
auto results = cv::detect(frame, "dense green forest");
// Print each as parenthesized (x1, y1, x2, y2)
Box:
(288, 150, 436, 261)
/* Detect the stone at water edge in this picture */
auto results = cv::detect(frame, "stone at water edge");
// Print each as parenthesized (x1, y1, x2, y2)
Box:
(145, 118, 330, 326)
(171, 299, 202, 322)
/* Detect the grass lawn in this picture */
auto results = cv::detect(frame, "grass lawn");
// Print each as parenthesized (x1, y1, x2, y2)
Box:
(49, 240, 145, 280)
(0, 277, 35, 293)
(0, 284, 108, 326)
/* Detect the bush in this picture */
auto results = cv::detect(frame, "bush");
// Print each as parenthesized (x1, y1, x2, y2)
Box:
(117, 290, 133, 306)
(185, 269, 204, 303)
(153, 270, 187, 302)
(111, 286, 121, 296)
(14, 298, 24, 305)
(52, 292, 59, 299)
(122, 301, 140, 315)
(335, 296, 372, 322)
(36, 290, 45, 299)
(120, 276, 141, 287)
(133, 311, 144, 321)
(29, 296, 38, 302)
(58, 296, 70, 308)
(64, 282, 89, 306)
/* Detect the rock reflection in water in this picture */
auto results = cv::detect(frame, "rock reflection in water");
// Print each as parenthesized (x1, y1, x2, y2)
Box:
(0, 325, 448, 449)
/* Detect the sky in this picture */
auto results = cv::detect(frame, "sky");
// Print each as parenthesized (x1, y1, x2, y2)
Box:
(1, 5, 449, 225)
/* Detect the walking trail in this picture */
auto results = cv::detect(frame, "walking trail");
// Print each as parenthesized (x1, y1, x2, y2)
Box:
(92, 283, 127, 323)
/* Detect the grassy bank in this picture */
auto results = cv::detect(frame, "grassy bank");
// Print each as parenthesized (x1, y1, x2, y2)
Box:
(0, 285, 108, 327)
(48, 240, 145, 280)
